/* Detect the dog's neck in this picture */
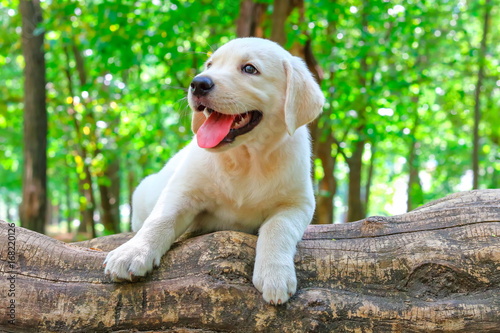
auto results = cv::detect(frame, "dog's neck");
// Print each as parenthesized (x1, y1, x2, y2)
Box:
(214, 127, 307, 177)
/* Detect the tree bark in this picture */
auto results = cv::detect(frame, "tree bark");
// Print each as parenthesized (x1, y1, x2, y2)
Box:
(1, 190, 499, 332)
(18, 0, 47, 234)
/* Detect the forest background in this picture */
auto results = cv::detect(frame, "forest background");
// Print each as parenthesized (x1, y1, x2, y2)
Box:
(1, 0, 499, 240)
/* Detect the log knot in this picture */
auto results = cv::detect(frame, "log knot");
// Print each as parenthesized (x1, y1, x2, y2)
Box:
(404, 262, 486, 300)
(364, 216, 387, 223)
(361, 216, 387, 234)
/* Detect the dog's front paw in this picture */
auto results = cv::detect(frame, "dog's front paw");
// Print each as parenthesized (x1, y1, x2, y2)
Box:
(252, 261, 297, 305)
(104, 239, 162, 281)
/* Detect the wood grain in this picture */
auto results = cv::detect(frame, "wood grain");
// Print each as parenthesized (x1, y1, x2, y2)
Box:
(1, 190, 499, 332)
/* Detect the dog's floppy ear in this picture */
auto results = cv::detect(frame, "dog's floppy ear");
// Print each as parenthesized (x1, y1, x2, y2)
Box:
(191, 112, 205, 134)
(283, 56, 325, 135)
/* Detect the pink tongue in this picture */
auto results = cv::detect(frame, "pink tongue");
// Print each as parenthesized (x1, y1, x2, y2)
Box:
(196, 112, 235, 148)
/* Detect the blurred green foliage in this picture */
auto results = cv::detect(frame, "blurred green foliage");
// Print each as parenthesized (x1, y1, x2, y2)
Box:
(0, 0, 498, 229)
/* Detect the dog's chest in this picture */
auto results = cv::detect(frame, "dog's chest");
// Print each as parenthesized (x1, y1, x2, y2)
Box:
(198, 170, 287, 231)
(213, 172, 280, 208)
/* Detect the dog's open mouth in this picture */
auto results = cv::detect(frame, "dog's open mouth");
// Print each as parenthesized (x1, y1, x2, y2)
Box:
(195, 107, 263, 149)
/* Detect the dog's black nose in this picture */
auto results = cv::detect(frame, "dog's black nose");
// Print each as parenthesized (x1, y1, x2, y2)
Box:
(190, 76, 214, 96)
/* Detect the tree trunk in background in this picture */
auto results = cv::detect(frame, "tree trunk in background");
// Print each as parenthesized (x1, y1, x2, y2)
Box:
(98, 159, 120, 234)
(236, 0, 267, 38)
(2, 190, 499, 332)
(71, 40, 101, 237)
(127, 170, 135, 231)
(364, 144, 375, 213)
(407, 106, 424, 212)
(5, 196, 13, 221)
(472, 0, 491, 190)
(19, 0, 47, 234)
(108, 159, 121, 232)
(62, 44, 96, 237)
(484, 88, 499, 188)
(65, 172, 73, 234)
(98, 184, 115, 233)
(314, 133, 336, 224)
(300, 38, 334, 225)
(347, 139, 366, 222)
(346, 0, 370, 223)
(77, 166, 97, 238)
(407, 140, 423, 212)
(301, 45, 334, 224)
(72, 39, 121, 235)
(310, 19, 338, 225)
(270, 0, 297, 45)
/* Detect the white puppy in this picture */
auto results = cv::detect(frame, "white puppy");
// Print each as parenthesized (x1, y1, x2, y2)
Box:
(104, 37, 324, 305)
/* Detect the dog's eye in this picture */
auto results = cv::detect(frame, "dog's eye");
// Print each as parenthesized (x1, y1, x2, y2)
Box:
(242, 64, 259, 75)
(206, 62, 212, 69)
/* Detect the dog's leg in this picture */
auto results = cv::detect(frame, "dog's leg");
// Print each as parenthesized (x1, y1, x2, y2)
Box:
(104, 189, 197, 280)
(252, 208, 311, 305)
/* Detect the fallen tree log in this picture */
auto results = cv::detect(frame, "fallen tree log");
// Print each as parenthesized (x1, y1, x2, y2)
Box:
(1, 189, 499, 332)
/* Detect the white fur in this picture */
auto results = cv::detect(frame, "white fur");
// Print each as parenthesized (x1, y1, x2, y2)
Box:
(104, 38, 324, 305)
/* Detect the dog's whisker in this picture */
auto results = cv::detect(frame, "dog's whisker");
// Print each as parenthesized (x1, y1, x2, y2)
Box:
(163, 85, 189, 91)
(176, 96, 189, 104)
(172, 97, 193, 119)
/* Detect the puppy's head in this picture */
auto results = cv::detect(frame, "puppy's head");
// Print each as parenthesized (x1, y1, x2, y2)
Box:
(188, 38, 324, 150)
